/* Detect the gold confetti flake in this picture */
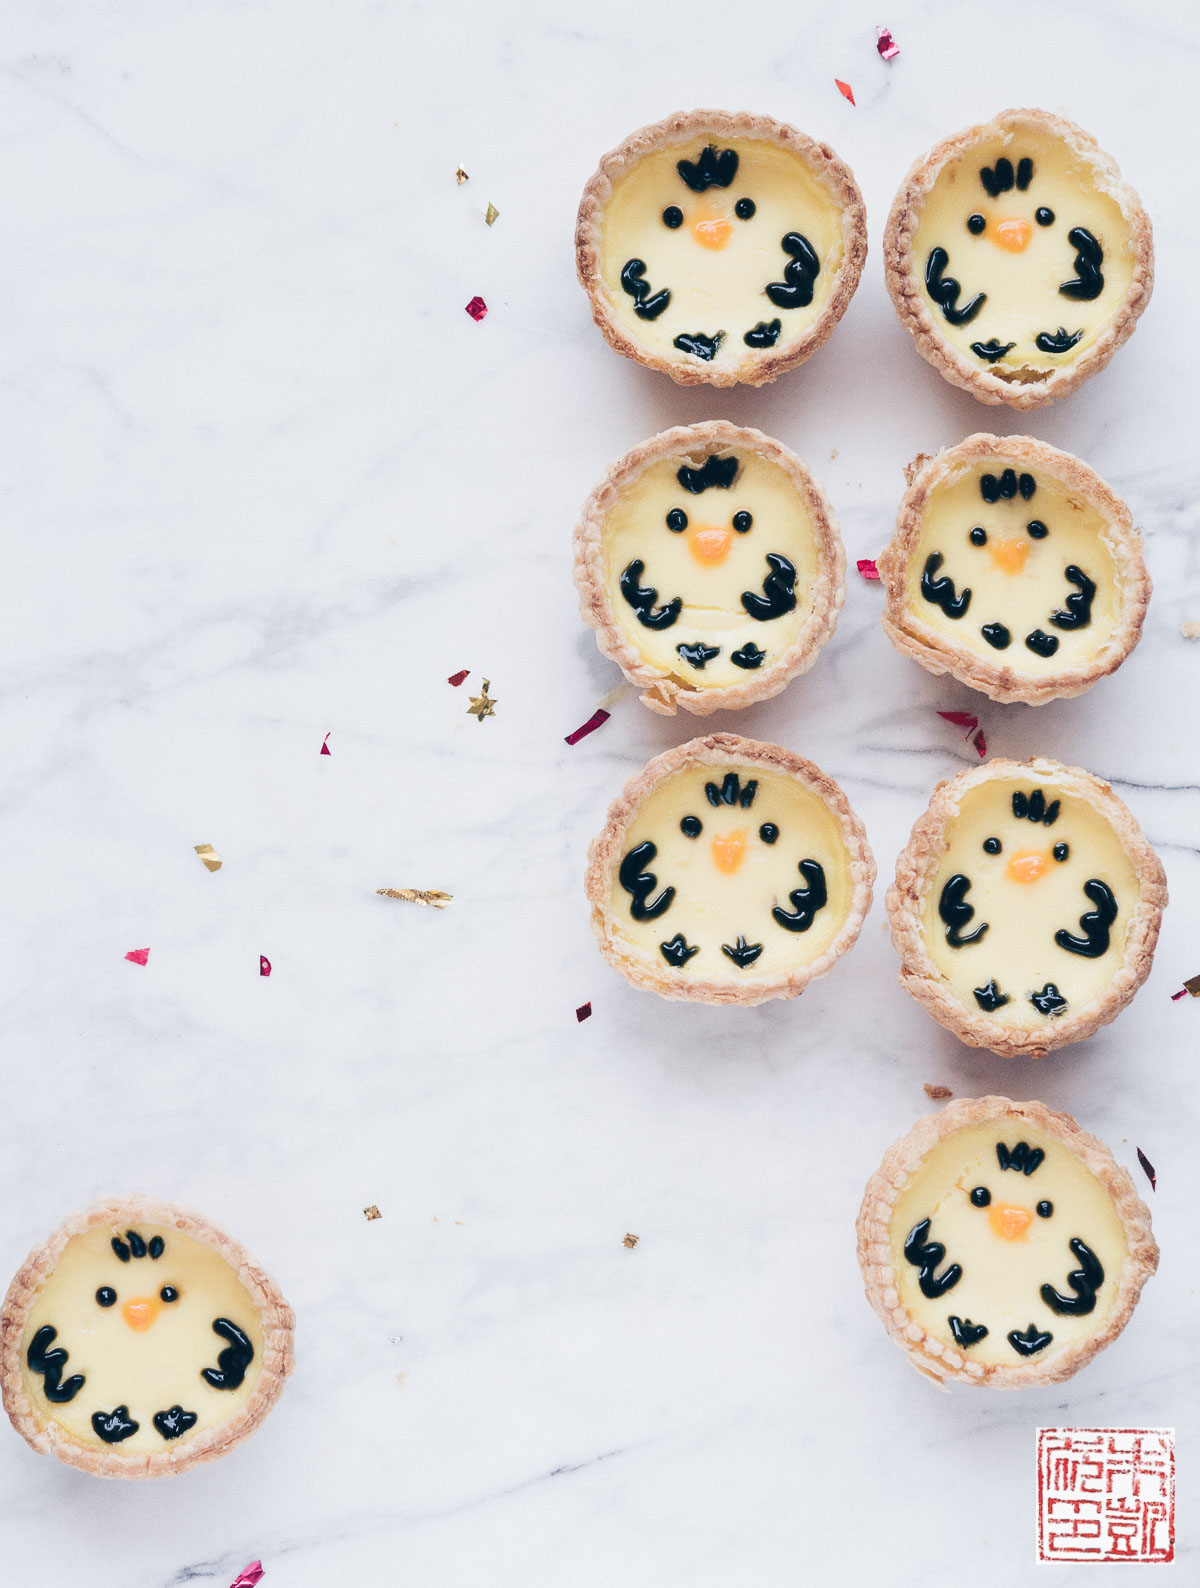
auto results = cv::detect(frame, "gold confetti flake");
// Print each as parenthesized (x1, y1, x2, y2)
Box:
(376, 888, 453, 908)
(924, 1083, 953, 1100)
(194, 843, 222, 872)
(364, 1205, 382, 1221)
(1182, 620, 1200, 640)
(455, 165, 469, 184)
(622, 1233, 639, 1248)
(484, 202, 499, 226)
(467, 679, 497, 722)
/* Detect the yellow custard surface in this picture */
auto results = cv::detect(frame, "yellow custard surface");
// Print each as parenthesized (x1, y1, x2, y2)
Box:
(20, 1222, 265, 1453)
(923, 774, 1137, 1031)
(912, 127, 1135, 376)
(890, 1118, 1129, 1369)
(903, 459, 1121, 671)
(601, 140, 845, 363)
(601, 451, 819, 691)
(608, 765, 852, 981)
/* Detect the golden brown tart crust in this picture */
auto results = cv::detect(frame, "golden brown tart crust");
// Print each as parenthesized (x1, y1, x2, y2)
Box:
(574, 422, 845, 714)
(0, 1196, 295, 1479)
(879, 433, 1150, 704)
(576, 109, 867, 387)
(883, 108, 1153, 408)
(857, 1096, 1158, 1388)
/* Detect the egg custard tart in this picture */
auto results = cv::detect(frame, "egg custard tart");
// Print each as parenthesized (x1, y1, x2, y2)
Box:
(888, 758, 1166, 1057)
(586, 734, 874, 1004)
(884, 109, 1153, 407)
(575, 423, 845, 714)
(857, 1097, 1158, 1388)
(0, 1197, 294, 1478)
(576, 110, 866, 386)
(879, 434, 1149, 704)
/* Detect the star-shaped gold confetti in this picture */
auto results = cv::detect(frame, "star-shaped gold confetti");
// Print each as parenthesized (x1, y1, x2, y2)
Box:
(484, 202, 499, 226)
(376, 888, 453, 908)
(467, 679, 497, 722)
(364, 1205, 381, 1221)
(455, 165, 469, 184)
(622, 1233, 639, 1248)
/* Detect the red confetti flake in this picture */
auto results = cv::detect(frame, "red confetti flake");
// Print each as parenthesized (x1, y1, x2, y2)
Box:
(465, 295, 488, 321)
(565, 708, 610, 746)
(876, 25, 900, 59)
(576, 1002, 592, 1022)
(1137, 1148, 1156, 1191)
(259, 955, 272, 978)
(229, 1566, 265, 1588)
(124, 948, 149, 966)
(1171, 987, 1188, 1001)
(938, 710, 979, 730)
(447, 669, 469, 687)
(320, 733, 332, 756)
(857, 558, 880, 581)
(971, 729, 987, 758)
(835, 79, 855, 105)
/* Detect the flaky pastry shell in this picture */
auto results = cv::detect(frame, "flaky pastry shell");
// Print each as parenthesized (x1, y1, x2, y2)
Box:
(856, 1096, 1158, 1389)
(883, 108, 1153, 408)
(576, 109, 866, 387)
(574, 422, 845, 714)
(0, 1195, 295, 1479)
(879, 433, 1150, 705)
(887, 757, 1166, 1057)
(585, 734, 875, 1005)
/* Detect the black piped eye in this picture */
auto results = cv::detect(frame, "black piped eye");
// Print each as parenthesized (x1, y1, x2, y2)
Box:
(734, 198, 755, 220)
(666, 508, 688, 532)
(662, 206, 683, 229)
(759, 823, 779, 844)
(970, 1186, 991, 1207)
(969, 527, 987, 546)
(1053, 842, 1069, 862)
(1027, 520, 1049, 540)
(160, 1286, 179, 1303)
(733, 511, 752, 533)
(96, 1287, 117, 1308)
(967, 213, 986, 235)
(983, 837, 1002, 855)
(680, 815, 702, 838)
(1037, 1200, 1053, 1218)
(1035, 207, 1055, 227)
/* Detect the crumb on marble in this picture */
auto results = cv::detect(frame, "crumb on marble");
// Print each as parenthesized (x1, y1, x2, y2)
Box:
(1182, 620, 1200, 640)
(364, 1205, 381, 1221)
(622, 1233, 639, 1248)
(924, 1084, 953, 1101)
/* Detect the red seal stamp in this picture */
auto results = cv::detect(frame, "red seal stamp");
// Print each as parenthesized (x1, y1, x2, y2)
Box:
(1037, 1427, 1174, 1562)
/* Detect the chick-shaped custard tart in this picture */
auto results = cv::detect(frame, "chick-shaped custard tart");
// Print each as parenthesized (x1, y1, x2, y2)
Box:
(576, 110, 866, 386)
(0, 1197, 294, 1478)
(885, 109, 1153, 407)
(857, 1097, 1158, 1388)
(889, 758, 1165, 1057)
(575, 424, 845, 714)
(879, 435, 1149, 705)
(586, 735, 874, 1004)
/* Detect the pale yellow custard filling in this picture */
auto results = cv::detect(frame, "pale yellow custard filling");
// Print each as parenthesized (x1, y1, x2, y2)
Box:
(903, 459, 1120, 671)
(608, 765, 852, 981)
(600, 450, 819, 691)
(912, 127, 1135, 377)
(890, 1119, 1129, 1369)
(601, 139, 845, 365)
(20, 1222, 265, 1453)
(923, 774, 1137, 1031)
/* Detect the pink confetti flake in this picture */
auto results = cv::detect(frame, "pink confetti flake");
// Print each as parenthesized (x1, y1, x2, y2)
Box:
(465, 295, 488, 321)
(565, 708, 610, 746)
(835, 79, 855, 105)
(1171, 988, 1188, 1001)
(259, 955, 272, 978)
(124, 948, 150, 966)
(320, 733, 332, 756)
(447, 669, 469, 687)
(857, 559, 880, 581)
(876, 25, 900, 60)
(229, 1566, 265, 1588)
(576, 1002, 592, 1022)
(971, 729, 987, 758)
(1136, 1148, 1157, 1190)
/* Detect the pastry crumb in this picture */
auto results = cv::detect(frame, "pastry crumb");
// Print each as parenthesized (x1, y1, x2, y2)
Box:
(1182, 620, 1200, 640)
(622, 1232, 639, 1248)
(924, 1083, 953, 1100)
(363, 1205, 381, 1221)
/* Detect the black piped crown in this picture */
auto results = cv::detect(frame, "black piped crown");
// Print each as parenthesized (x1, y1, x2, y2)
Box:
(704, 772, 757, 810)
(996, 1141, 1045, 1176)
(111, 1230, 165, 1262)
(677, 454, 739, 494)
(677, 145, 739, 192)
(1011, 789, 1060, 826)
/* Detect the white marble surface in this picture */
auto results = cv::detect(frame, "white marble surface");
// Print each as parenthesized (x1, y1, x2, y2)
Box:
(1, 1, 1197, 1582)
